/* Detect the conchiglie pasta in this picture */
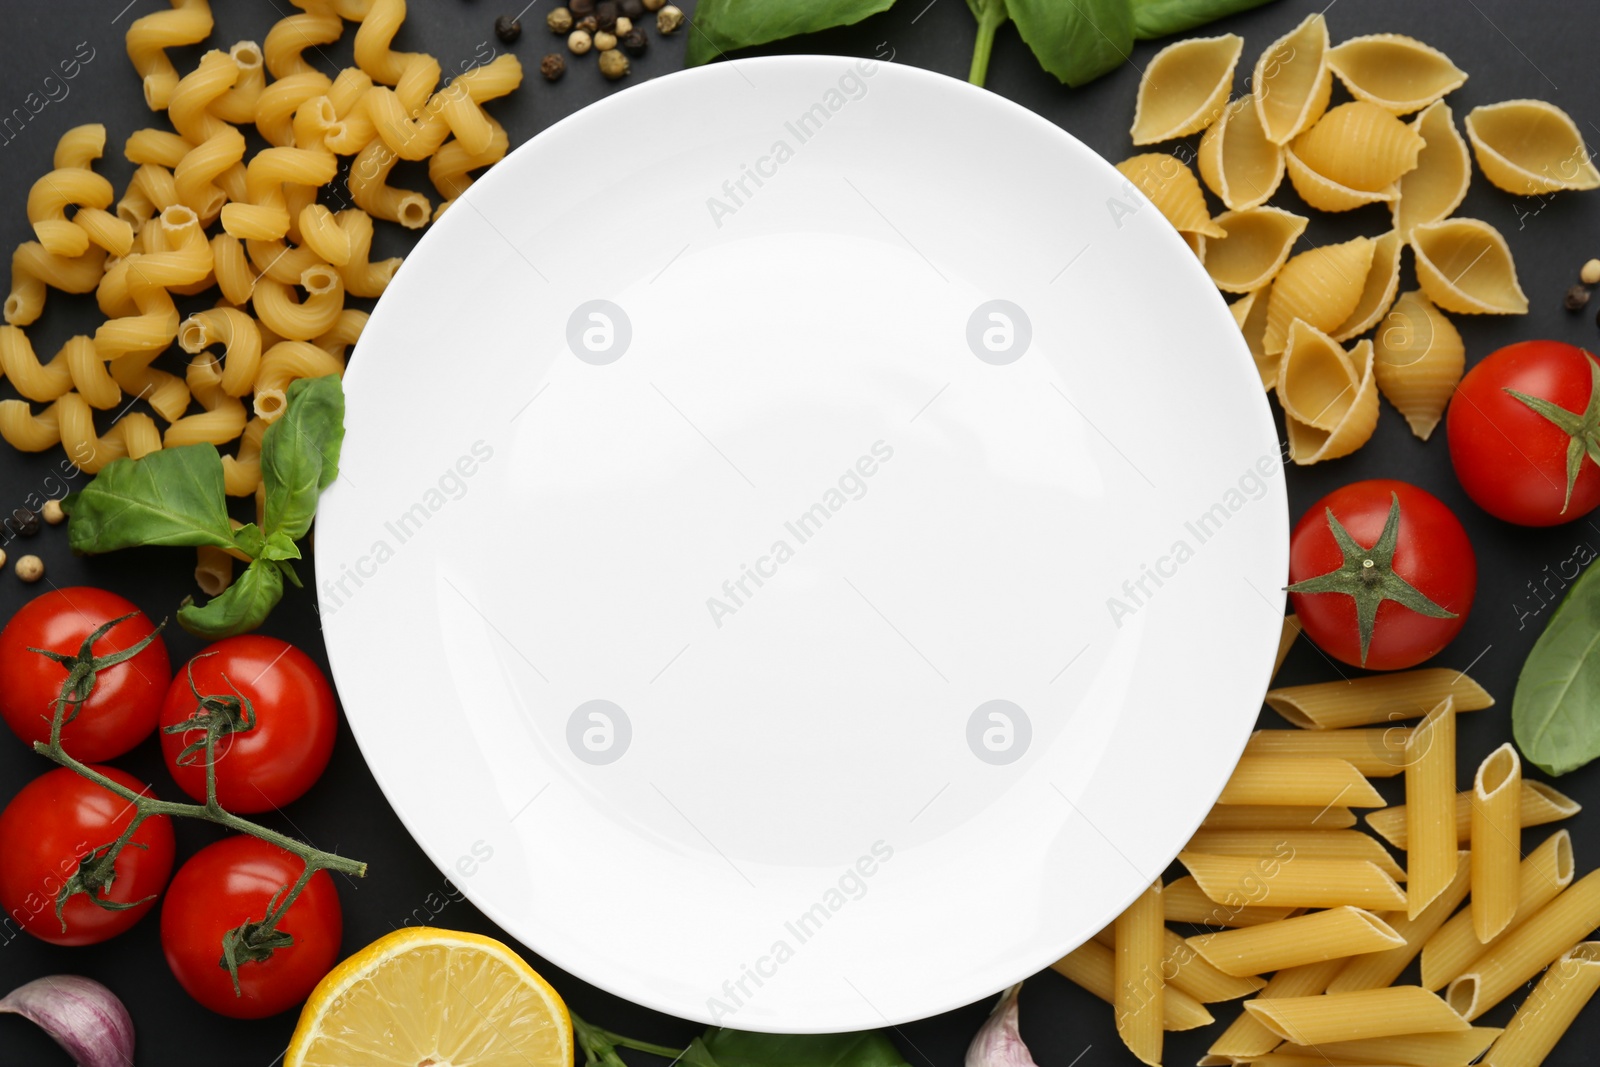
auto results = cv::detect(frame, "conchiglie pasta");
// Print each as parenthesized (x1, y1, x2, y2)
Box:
(1411, 218, 1528, 315)
(1326, 34, 1467, 114)
(1292, 103, 1424, 193)
(1264, 236, 1376, 356)
(1394, 101, 1471, 238)
(1115, 154, 1224, 238)
(1372, 289, 1464, 440)
(1253, 13, 1332, 145)
(1198, 95, 1286, 211)
(1285, 149, 1398, 213)
(1279, 324, 1379, 465)
(1204, 206, 1308, 293)
(1332, 230, 1403, 342)
(1131, 35, 1242, 145)
(1465, 100, 1600, 194)
(1230, 288, 1275, 390)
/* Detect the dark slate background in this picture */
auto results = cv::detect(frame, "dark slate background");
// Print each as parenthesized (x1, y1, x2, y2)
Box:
(1, 0, 1598, 1063)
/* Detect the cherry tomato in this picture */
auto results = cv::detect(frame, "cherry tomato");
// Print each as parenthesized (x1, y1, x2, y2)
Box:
(0, 766, 175, 946)
(1448, 340, 1600, 526)
(0, 588, 170, 761)
(159, 637, 337, 813)
(160, 835, 342, 1018)
(1287, 480, 1476, 671)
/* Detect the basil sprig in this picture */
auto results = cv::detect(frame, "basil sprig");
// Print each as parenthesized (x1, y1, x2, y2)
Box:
(1514, 560, 1600, 776)
(63, 375, 345, 639)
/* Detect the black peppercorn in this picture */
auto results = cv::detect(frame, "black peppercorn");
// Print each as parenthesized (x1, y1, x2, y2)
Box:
(620, 0, 644, 16)
(621, 27, 648, 56)
(570, 0, 595, 14)
(540, 52, 566, 80)
(576, 14, 598, 32)
(595, 1, 618, 30)
(495, 15, 522, 42)
(7, 507, 40, 538)
(1566, 284, 1592, 312)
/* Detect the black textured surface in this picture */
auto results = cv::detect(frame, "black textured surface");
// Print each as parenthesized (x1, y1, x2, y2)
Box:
(1, 1, 1598, 1063)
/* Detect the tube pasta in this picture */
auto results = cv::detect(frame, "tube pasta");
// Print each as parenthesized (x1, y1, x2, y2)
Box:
(1091, 924, 1265, 1003)
(121, 165, 180, 227)
(1280, 1026, 1501, 1067)
(1411, 218, 1529, 315)
(1251, 13, 1332, 144)
(349, 138, 432, 229)
(252, 265, 345, 341)
(1373, 289, 1465, 441)
(0, 328, 119, 410)
(125, 128, 191, 168)
(256, 72, 334, 147)
(247, 237, 325, 286)
(1131, 35, 1242, 145)
(1279, 326, 1379, 465)
(195, 545, 235, 597)
(1201, 804, 1355, 831)
(335, 209, 404, 296)
(1471, 744, 1523, 944)
(221, 147, 339, 241)
(428, 115, 511, 204)
(174, 125, 247, 224)
(0, 398, 64, 452)
(1230, 288, 1276, 390)
(265, 4, 344, 79)
(253, 341, 344, 421)
(1197, 95, 1284, 212)
(1264, 237, 1375, 355)
(1269, 668, 1492, 730)
(168, 49, 238, 144)
(179, 307, 262, 396)
(1115, 154, 1224, 239)
(1050, 939, 1214, 1030)
(1181, 851, 1406, 910)
(315, 309, 367, 359)
(1186, 829, 1402, 880)
(1327, 34, 1468, 114)
(1243, 727, 1412, 778)
(32, 392, 161, 473)
(1422, 831, 1575, 991)
(126, 0, 215, 111)
(211, 233, 257, 306)
(1163, 875, 1297, 928)
(1448, 868, 1600, 1021)
(222, 417, 268, 496)
(209, 41, 266, 126)
(165, 357, 247, 448)
(1405, 697, 1457, 919)
(28, 146, 117, 258)
(1207, 960, 1344, 1059)
(297, 205, 352, 266)
(95, 276, 181, 361)
(1329, 853, 1470, 993)
(1246, 985, 1469, 1044)
(1369, 781, 1579, 850)
(110, 350, 190, 423)
(73, 209, 135, 259)
(1216, 755, 1384, 807)
(1395, 101, 1471, 238)
(6, 243, 106, 326)
(1187, 907, 1403, 977)
(1332, 229, 1403, 342)
(1465, 99, 1600, 194)
(1113, 880, 1163, 1066)
(1204, 206, 1307, 293)
(1483, 942, 1600, 1067)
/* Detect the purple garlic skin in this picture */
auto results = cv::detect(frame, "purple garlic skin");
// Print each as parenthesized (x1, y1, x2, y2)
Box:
(0, 975, 135, 1067)
(965, 983, 1039, 1067)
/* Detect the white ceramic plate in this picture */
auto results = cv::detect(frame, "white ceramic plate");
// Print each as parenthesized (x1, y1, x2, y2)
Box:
(316, 55, 1288, 1033)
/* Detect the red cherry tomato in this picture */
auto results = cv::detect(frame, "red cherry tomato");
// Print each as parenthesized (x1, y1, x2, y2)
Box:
(160, 835, 342, 1018)
(1287, 480, 1476, 670)
(159, 637, 337, 813)
(1448, 340, 1600, 526)
(0, 588, 170, 761)
(0, 766, 175, 946)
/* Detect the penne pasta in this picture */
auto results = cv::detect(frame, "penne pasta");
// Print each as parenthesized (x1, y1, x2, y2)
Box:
(1279, 1025, 1501, 1066)
(1245, 985, 1469, 1044)
(1448, 868, 1600, 1021)
(1422, 830, 1575, 991)
(1113, 880, 1164, 1066)
(1216, 755, 1385, 808)
(1182, 851, 1405, 911)
(1266, 667, 1492, 729)
(1411, 218, 1529, 315)
(1162, 875, 1297, 929)
(1187, 906, 1402, 977)
(1243, 727, 1412, 777)
(1406, 697, 1457, 919)
(1091, 924, 1265, 1003)
(1471, 744, 1522, 943)
(1367, 780, 1579, 850)
(1050, 939, 1213, 1030)
(1131, 35, 1242, 145)
(1483, 942, 1600, 1066)
(1328, 852, 1469, 993)
(1272, 615, 1301, 678)
(1186, 828, 1404, 880)
(1206, 959, 1344, 1059)
(195, 544, 235, 597)
(1465, 99, 1600, 195)
(1326, 33, 1467, 114)
(1200, 804, 1354, 831)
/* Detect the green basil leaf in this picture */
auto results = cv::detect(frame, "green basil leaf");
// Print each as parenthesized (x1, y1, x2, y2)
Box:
(232, 522, 266, 559)
(261, 530, 302, 562)
(1131, 0, 1282, 39)
(679, 1037, 725, 1067)
(699, 1029, 909, 1066)
(1514, 562, 1600, 775)
(685, 0, 899, 66)
(177, 559, 286, 639)
(261, 375, 345, 543)
(1007, 0, 1134, 87)
(63, 444, 236, 553)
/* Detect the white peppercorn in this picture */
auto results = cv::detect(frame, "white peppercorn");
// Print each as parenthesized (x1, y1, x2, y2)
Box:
(1584, 259, 1600, 287)
(656, 4, 684, 32)
(615, 16, 632, 34)
(598, 48, 630, 79)
(15, 554, 43, 582)
(642, 0, 664, 9)
(41, 499, 64, 525)
(548, 7, 574, 32)
(594, 30, 617, 50)
(568, 29, 594, 53)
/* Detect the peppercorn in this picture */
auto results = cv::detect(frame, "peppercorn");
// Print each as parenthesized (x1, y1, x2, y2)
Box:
(7, 507, 40, 538)
(570, 0, 595, 14)
(1566, 285, 1592, 312)
(593, 30, 617, 50)
(621, 27, 648, 55)
(41, 499, 64, 525)
(547, 7, 573, 32)
(656, 5, 684, 33)
(615, 16, 632, 34)
(14, 554, 43, 583)
(598, 48, 630, 79)
(495, 15, 522, 42)
(540, 52, 566, 80)
(620, 0, 644, 16)
(642, 0, 664, 10)
(595, 1, 618, 30)
(576, 14, 598, 32)
(568, 28, 593, 53)
(1585, 259, 1600, 287)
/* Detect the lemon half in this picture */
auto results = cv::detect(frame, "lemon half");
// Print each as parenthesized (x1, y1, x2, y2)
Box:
(285, 927, 573, 1067)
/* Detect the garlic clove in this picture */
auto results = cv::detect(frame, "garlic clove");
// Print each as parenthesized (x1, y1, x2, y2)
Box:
(0, 975, 135, 1067)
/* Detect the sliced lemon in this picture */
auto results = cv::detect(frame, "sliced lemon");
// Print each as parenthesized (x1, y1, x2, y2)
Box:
(285, 927, 572, 1067)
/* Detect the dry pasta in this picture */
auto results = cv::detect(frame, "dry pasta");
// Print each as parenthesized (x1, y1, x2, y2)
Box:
(174, 126, 247, 225)
(1185, 828, 1404, 880)
(165, 357, 247, 448)
(1242, 727, 1411, 778)
(1449, 868, 1600, 1021)
(334, 209, 403, 297)
(253, 342, 345, 422)
(1411, 217, 1529, 315)
(1050, 939, 1214, 1030)
(221, 148, 339, 242)
(1251, 13, 1332, 144)
(265, 4, 343, 79)
(1394, 101, 1472, 237)
(1328, 852, 1470, 993)
(167, 49, 238, 144)
(179, 308, 262, 396)
(0, 329, 119, 410)
(1465, 99, 1600, 195)
(348, 138, 432, 229)
(315, 309, 367, 360)
(1181, 851, 1405, 910)
(428, 115, 510, 207)
(194, 544, 235, 597)
(126, 0, 214, 110)
(1200, 804, 1354, 831)
(1131, 35, 1242, 145)
(222, 417, 268, 497)
(1278, 325, 1379, 465)
(1332, 229, 1403, 341)
(1279, 1026, 1501, 1066)
(1245, 985, 1470, 1044)
(1162, 875, 1296, 928)
(28, 132, 118, 258)
(1406, 697, 1457, 919)
(6, 243, 105, 327)
(1197, 94, 1285, 211)
(1264, 236, 1376, 355)
(1372, 289, 1465, 441)
(1265, 668, 1491, 729)
(1203, 206, 1307, 293)
(1326, 33, 1467, 114)
(252, 265, 345, 342)
(1272, 615, 1301, 678)
(1115, 154, 1224, 238)
(1291, 102, 1424, 197)
(1113, 880, 1163, 1066)
(1368, 780, 1578, 850)
(1215, 755, 1385, 807)
(1090, 924, 1265, 1002)
(209, 41, 266, 126)
(255, 71, 334, 147)
(1206, 960, 1344, 1059)
(1187, 907, 1402, 976)
(1483, 942, 1600, 1066)
(1471, 743, 1523, 943)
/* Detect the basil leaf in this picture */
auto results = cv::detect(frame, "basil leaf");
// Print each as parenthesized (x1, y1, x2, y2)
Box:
(685, 0, 898, 66)
(177, 559, 286, 639)
(699, 1029, 909, 1066)
(261, 375, 345, 543)
(1514, 562, 1600, 775)
(232, 523, 266, 559)
(261, 530, 302, 562)
(679, 1038, 724, 1067)
(63, 444, 237, 553)
(1007, 0, 1134, 86)
(1131, 0, 1282, 39)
